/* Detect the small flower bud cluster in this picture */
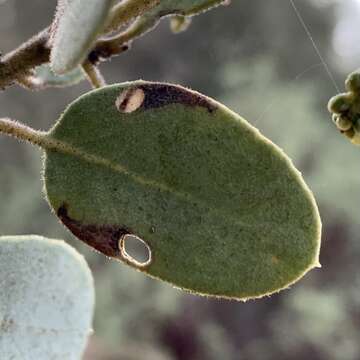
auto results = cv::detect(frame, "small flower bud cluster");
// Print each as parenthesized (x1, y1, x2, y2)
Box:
(328, 71, 360, 145)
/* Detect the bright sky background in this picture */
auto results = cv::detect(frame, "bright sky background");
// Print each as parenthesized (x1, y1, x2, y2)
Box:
(333, 0, 360, 69)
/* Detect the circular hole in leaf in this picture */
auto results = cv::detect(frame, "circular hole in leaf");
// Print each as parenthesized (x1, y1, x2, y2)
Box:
(119, 234, 152, 268)
(45, 81, 321, 300)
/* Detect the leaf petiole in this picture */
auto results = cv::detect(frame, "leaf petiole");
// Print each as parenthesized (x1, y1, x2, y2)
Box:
(81, 61, 106, 89)
(0, 118, 66, 153)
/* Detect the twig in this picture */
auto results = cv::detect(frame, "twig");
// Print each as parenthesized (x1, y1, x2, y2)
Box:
(0, 28, 51, 90)
(94, 16, 159, 58)
(104, 0, 159, 34)
(0, 27, 123, 91)
(82, 61, 106, 88)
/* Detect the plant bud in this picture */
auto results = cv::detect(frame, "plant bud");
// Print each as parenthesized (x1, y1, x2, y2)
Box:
(336, 115, 352, 131)
(345, 70, 360, 93)
(327, 93, 352, 114)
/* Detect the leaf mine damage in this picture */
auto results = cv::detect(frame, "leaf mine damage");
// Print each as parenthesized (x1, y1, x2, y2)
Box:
(57, 204, 132, 258)
(43, 81, 321, 299)
(117, 83, 217, 113)
(116, 88, 146, 113)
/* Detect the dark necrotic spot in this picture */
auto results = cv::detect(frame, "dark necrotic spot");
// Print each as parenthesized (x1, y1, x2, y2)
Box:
(57, 204, 131, 258)
(138, 84, 217, 113)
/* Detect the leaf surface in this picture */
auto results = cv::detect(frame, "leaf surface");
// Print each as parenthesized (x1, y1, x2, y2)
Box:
(0, 235, 94, 358)
(50, 0, 114, 74)
(151, 0, 227, 16)
(44, 81, 321, 300)
(35, 64, 85, 87)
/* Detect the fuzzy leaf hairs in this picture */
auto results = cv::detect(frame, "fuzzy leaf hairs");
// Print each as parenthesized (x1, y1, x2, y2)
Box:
(42, 81, 321, 300)
(0, 236, 94, 358)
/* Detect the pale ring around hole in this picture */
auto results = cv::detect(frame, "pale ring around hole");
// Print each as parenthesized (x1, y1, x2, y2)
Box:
(118, 234, 152, 269)
(115, 88, 145, 113)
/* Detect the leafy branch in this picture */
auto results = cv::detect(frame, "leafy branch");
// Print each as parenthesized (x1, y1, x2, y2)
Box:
(0, 1, 157, 89)
(0, 8, 324, 356)
(0, 1, 327, 357)
(0, 0, 229, 90)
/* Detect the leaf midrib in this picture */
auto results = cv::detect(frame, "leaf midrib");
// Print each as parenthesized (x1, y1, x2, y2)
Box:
(45, 134, 286, 231)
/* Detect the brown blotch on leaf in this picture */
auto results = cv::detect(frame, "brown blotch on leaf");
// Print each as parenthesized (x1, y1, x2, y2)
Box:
(57, 204, 131, 258)
(133, 83, 217, 113)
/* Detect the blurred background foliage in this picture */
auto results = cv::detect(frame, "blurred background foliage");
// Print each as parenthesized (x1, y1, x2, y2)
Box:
(1, 0, 360, 359)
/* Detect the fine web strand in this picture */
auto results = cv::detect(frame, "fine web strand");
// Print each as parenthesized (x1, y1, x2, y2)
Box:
(254, 2, 340, 126)
(289, 0, 340, 93)
(254, 63, 323, 126)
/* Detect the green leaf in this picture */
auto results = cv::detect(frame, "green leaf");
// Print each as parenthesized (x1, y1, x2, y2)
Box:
(50, 0, 115, 74)
(108, 0, 229, 47)
(0, 235, 94, 358)
(34, 64, 85, 87)
(152, 0, 228, 16)
(44, 81, 321, 300)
